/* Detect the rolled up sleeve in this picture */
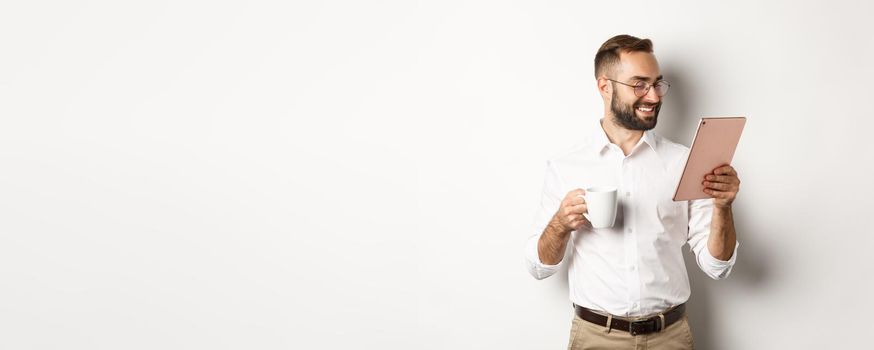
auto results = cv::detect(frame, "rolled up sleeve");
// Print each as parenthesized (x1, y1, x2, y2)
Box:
(525, 160, 566, 280)
(687, 198, 739, 280)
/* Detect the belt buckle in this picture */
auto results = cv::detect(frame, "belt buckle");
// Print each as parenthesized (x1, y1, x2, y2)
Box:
(628, 318, 656, 336)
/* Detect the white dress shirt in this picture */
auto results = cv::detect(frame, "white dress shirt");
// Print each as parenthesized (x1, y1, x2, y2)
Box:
(525, 118, 739, 317)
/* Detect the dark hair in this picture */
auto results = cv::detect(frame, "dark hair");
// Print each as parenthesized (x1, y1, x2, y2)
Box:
(594, 35, 653, 79)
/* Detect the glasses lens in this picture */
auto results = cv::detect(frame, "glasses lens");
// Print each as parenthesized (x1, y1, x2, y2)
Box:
(655, 81, 670, 96)
(633, 82, 648, 97)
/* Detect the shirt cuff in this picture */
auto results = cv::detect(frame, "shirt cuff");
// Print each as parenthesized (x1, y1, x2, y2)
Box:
(525, 236, 562, 280)
(702, 241, 739, 269)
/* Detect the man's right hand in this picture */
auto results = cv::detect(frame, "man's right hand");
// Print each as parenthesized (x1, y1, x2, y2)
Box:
(552, 189, 590, 234)
(538, 189, 590, 265)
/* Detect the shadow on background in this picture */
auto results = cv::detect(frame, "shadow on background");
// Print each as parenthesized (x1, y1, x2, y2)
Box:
(659, 63, 772, 349)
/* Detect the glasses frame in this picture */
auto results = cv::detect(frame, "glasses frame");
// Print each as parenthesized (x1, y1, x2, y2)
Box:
(605, 78, 671, 97)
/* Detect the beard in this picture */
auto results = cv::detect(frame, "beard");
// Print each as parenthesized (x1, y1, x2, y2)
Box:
(610, 88, 660, 131)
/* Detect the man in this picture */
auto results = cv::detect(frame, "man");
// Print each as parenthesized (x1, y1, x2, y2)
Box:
(524, 35, 740, 350)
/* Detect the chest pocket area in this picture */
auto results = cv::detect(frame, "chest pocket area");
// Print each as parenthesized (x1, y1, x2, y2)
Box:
(656, 199, 688, 238)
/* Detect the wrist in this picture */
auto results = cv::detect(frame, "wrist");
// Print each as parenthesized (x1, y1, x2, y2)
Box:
(712, 204, 733, 223)
(547, 215, 572, 238)
(713, 203, 732, 213)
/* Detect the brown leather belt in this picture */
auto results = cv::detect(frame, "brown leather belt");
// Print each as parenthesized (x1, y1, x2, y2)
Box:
(573, 303, 686, 336)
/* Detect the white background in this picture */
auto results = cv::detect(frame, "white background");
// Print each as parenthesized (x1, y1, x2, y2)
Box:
(1, 1, 872, 349)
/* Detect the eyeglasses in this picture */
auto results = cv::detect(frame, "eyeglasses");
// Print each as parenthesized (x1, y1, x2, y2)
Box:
(606, 78, 671, 97)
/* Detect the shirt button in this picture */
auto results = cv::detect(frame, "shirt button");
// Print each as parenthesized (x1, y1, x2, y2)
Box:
(626, 192, 631, 197)
(626, 228, 633, 233)
(630, 265, 637, 271)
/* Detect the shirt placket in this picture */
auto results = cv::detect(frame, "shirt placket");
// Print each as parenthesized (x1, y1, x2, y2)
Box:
(621, 154, 642, 316)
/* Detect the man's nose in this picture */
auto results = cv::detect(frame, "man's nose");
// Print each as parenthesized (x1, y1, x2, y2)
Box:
(642, 86, 660, 103)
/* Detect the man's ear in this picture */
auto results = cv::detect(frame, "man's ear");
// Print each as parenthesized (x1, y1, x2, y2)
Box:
(597, 78, 610, 98)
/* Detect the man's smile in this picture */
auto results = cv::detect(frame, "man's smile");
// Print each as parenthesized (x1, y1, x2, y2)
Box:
(635, 103, 659, 116)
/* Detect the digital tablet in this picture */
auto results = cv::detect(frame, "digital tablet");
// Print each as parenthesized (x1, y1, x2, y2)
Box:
(673, 117, 746, 201)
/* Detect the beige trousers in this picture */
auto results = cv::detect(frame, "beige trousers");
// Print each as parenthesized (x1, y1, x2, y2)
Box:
(567, 313, 694, 350)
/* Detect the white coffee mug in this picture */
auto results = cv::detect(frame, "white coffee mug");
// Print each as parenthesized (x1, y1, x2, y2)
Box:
(582, 187, 618, 228)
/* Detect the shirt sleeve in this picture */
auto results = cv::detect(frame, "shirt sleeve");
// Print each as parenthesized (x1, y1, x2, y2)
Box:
(525, 160, 566, 280)
(686, 197, 739, 280)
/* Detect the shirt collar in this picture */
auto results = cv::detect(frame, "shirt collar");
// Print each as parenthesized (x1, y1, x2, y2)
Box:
(590, 118, 660, 158)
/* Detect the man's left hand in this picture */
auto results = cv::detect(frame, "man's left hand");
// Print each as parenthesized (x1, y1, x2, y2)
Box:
(703, 165, 740, 208)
